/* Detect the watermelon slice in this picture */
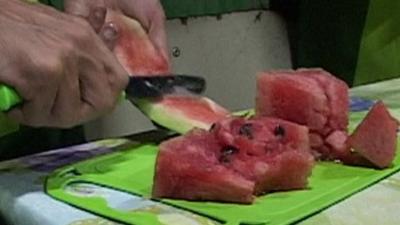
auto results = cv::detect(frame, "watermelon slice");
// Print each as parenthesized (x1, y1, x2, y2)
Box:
(105, 10, 230, 133)
(349, 101, 398, 168)
(134, 96, 229, 134)
(152, 117, 314, 203)
(105, 10, 170, 76)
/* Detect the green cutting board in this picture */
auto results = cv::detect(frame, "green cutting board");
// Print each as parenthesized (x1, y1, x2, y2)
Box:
(46, 111, 400, 225)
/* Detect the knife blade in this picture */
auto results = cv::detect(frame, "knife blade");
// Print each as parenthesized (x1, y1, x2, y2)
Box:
(126, 75, 206, 98)
(0, 74, 206, 112)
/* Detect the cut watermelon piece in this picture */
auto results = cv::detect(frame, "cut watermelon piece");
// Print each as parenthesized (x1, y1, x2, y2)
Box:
(107, 10, 230, 133)
(211, 117, 314, 195)
(152, 129, 255, 204)
(105, 10, 170, 75)
(152, 117, 314, 203)
(349, 101, 398, 168)
(134, 96, 230, 134)
(255, 68, 349, 160)
(256, 71, 329, 132)
(296, 68, 349, 132)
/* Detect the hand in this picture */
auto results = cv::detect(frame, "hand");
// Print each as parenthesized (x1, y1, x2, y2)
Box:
(0, 0, 128, 128)
(64, 0, 169, 61)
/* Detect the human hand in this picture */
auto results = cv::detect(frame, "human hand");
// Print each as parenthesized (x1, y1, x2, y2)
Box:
(0, 0, 128, 128)
(64, 0, 169, 61)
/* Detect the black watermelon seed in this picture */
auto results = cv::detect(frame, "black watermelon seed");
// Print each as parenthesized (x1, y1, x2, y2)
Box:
(209, 123, 217, 131)
(219, 146, 239, 163)
(274, 125, 285, 137)
(239, 123, 253, 139)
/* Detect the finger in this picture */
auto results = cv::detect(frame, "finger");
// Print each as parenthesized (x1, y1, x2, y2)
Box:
(78, 52, 115, 103)
(88, 7, 107, 33)
(48, 57, 81, 128)
(6, 76, 58, 127)
(0, 61, 26, 99)
(99, 22, 119, 50)
(148, 15, 170, 66)
(64, 0, 104, 17)
(7, 94, 54, 127)
(89, 31, 128, 91)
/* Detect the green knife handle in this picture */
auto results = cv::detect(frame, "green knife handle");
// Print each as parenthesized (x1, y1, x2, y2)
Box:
(0, 84, 22, 111)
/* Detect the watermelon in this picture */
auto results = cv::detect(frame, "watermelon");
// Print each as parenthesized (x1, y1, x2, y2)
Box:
(106, 10, 230, 133)
(152, 117, 314, 203)
(105, 10, 170, 76)
(134, 96, 230, 134)
(256, 68, 349, 160)
(211, 117, 314, 195)
(256, 68, 398, 169)
(349, 101, 398, 168)
(152, 129, 255, 204)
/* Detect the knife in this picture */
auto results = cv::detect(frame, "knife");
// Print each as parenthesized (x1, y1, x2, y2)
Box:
(0, 75, 206, 112)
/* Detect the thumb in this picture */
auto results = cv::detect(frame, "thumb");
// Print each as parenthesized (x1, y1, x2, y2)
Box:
(99, 22, 119, 50)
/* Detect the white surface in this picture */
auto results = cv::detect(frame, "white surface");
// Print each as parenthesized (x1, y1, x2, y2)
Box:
(84, 10, 292, 140)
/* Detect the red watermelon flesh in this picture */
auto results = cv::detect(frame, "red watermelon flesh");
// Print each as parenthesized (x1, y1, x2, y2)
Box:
(348, 101, 398, 168)
(256, 69, 349, 161)
(324, 130, 372, 166)
(210, 117, 314, 195)
(105, 10, 170, 76)
(152, 129, 255, 204)
(212, 117, 311, 154)
(152, 117, 315, 203)
(256, 72, 329, 131)
(296, 68, 349, 132)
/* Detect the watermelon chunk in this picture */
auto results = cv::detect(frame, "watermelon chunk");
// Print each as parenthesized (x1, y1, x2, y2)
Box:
(256, 68, 349, 160)
(152, 117, 315, 203)
(152, 129, 255, 204)
(211, 117, 314, 195)
(349, 101, 398, 168)
(106, 10, 230, 133)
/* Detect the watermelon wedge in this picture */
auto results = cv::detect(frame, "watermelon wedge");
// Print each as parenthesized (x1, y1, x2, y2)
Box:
(105, 10, 170, 76)
(349, 101, 398, 168)
(105, 10, 230, 133)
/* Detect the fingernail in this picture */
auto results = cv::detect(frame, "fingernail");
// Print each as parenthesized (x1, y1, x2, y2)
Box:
(102, 22, 119, 41)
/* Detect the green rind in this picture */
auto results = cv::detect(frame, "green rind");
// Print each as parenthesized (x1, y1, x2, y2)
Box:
(134, 98, 217, 134)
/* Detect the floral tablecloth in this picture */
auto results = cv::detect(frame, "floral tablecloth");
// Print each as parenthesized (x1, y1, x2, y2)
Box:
(0, 78, 399, 225)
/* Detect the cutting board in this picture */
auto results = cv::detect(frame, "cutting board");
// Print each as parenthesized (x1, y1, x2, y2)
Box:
(46, 110, 400, 225)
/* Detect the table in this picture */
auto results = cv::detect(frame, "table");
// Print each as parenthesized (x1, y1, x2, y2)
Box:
(1, 79, 399, 225)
